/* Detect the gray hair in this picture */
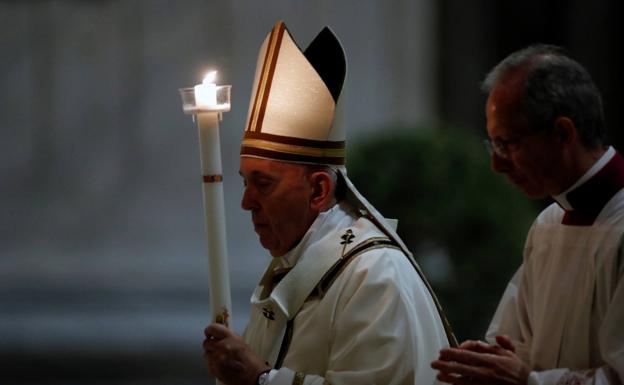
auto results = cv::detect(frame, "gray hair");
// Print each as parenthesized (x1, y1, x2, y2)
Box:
(301, 163, 341, 199)
(481, 44, 605, 148)
(302, 164, 337, 182)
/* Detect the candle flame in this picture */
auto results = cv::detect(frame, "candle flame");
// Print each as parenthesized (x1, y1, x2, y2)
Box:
(203, 71, 217, 84)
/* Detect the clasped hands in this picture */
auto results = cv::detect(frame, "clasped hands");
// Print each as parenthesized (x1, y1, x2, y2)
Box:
(203, 323, 271, 385)
(431, 335, 531, 385)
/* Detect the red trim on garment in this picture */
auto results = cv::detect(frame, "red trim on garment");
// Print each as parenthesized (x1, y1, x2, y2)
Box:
(562, 151, 624, 226)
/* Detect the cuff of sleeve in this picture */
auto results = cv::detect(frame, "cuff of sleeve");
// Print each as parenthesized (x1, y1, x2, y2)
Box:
(528, 368, 570, 385)
(527, 371, 540, 385)
(265, 369, 278, 383)
(267, 367, 295, 385)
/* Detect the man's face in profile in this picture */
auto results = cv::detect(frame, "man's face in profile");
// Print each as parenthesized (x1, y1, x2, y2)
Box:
(486, 74, 561, 198)
(239, 157, 318, 257)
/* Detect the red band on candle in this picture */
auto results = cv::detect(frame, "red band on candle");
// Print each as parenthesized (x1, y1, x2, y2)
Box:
(203, 175, 223, 183)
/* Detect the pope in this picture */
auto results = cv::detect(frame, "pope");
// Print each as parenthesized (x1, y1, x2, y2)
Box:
(202, 21, 455, 385)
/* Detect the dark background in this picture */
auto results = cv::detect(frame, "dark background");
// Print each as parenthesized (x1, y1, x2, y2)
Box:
(1, 1, 622, 384)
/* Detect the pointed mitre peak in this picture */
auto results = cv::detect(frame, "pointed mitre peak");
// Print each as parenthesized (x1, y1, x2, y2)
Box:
(241, 21, 348, 166)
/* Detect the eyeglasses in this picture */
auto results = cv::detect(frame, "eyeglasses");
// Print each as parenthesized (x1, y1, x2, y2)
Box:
(483, 137, 520, 159)
(484, 130, 548, 159)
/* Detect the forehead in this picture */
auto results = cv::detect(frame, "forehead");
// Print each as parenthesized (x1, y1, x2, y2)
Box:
(239, 157, 304, 177)
(486, 74, 532, 138)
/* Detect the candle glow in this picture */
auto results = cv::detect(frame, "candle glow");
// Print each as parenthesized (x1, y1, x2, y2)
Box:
(194, 71, 218, 108)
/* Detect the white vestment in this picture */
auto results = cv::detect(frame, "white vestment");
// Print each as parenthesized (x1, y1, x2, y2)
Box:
(243, 202, 449, 385)
(487, 147, 624, 385)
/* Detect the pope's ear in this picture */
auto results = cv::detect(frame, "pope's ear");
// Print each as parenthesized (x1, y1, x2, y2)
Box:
(553, 116, 577, 145)
(309, 171, 335, 210)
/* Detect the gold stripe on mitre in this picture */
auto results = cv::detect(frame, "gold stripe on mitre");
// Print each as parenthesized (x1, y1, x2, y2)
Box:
(242, 139, 345, 158)
(246, 22, 286, 134)
(241, 132, 345, 165)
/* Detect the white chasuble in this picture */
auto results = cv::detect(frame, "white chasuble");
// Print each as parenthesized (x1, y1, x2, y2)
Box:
(243, 203, 449, 385)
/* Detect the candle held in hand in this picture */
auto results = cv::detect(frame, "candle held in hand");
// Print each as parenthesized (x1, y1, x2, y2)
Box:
(178, 72, 233, 338)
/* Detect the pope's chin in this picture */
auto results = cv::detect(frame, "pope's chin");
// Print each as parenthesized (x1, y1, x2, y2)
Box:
(254, 228, 279, 256)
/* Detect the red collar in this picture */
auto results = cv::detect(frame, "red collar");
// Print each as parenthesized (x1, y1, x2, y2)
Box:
(561, 151, 624, 226)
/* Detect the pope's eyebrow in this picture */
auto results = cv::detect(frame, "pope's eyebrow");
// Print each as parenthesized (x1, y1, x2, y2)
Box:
(239, 170, 276, 180)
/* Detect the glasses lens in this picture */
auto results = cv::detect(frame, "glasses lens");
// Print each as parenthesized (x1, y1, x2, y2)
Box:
(483, 139, 494, 156)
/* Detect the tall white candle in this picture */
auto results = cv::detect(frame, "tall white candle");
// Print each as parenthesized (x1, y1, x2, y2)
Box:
(196, 110, 232, 327)
(179, 71, 233, 329)
(180, 72, 232, 385)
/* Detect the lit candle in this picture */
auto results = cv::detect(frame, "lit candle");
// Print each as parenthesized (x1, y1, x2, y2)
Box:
(179, 74, 232, 332)
(194, 71, 218, 109)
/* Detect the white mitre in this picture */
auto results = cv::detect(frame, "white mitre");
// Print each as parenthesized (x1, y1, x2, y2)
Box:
(240, 21, 409, 257)
(241, 21, 345, 165)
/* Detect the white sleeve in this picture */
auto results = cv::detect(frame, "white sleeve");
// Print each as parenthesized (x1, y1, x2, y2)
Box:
(486, 267, 522, 342)
(486, 265, 532, 364)
(527, 247, 624, 385)
(498, 245, 624, 385)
